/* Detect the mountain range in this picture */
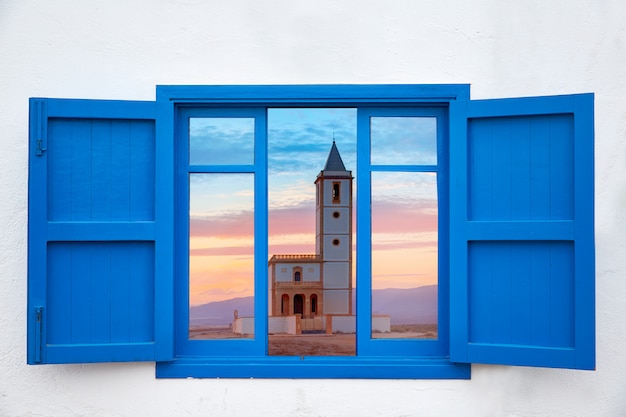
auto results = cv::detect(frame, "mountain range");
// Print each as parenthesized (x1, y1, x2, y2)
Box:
(189, 285, 437, 326)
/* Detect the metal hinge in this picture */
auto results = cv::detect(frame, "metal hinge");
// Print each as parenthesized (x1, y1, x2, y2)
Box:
(33, 99, 47, 157)
(36, 139, 46, 156)
(34, 306, 43, 363)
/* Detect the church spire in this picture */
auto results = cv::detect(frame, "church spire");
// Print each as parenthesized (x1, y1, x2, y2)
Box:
(323, 141, 347, 171)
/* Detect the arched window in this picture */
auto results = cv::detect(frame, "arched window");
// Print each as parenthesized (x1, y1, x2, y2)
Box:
(293, 266, 303, 282)
(332, 182, 340, 203)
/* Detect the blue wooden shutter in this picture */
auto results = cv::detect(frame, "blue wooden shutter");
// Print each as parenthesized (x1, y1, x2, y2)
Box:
(27, 98, 173, 364)
(449, 94, 595, 370)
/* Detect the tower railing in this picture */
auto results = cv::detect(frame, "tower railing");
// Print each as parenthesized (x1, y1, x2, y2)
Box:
(269, 254, 322, 262)
(274, 281, 322, 287)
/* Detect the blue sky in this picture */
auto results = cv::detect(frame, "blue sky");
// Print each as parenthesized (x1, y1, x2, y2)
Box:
(188, 108, 439, 305)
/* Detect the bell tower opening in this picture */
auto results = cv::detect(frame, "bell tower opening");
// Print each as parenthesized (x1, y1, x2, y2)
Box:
(332, 182, 340, 203)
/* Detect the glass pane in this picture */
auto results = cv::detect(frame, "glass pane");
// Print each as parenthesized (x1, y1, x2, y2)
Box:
(188, 173, 255, 339)
(267, 108, 357, 356)
(189, 118, 254, 165)
(370, 117, 437, 165)
(371, 172, 438, 339)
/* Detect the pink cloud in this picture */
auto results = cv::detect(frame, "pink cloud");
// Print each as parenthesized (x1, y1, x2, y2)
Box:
(268, 243, 316, 255)
(190, 244, 317, 257)
(371, 200, 437, 234)
(190, 200, 437, 242)
(190, 211, 254, 238)
(190, 246, 254, 256)
(372, 241, 437, 252)
(190, 204, 317, 239)
(269, 205, 316, 236)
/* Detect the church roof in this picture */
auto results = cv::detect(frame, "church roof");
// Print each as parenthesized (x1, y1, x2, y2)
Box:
(323, 141, 347, 171)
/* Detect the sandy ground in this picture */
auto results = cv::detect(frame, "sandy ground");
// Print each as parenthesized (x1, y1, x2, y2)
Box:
(189, 328, 251, 340)
(189, 324, 437, 356)
(269, 334, 356, 356)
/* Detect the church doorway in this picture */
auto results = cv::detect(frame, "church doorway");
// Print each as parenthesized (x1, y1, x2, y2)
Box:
(294, 294, 304, 316)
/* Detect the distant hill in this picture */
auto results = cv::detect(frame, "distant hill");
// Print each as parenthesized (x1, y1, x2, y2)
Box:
(189, 285, 437, 327)
(189, 296, 254, 327)
(370, 285, 437, 325)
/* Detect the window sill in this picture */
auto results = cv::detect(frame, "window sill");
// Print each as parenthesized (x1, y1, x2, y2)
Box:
(156, 356, 470, 379)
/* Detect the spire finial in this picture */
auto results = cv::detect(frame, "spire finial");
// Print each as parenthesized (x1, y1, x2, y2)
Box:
(332, 130, 335, 144)
(323, 137, 347, 171)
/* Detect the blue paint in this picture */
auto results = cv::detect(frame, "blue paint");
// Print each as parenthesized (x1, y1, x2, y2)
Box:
(450, 94, 595, 370)
(28, 86, 594, 376)
(27, 98, 160, 364)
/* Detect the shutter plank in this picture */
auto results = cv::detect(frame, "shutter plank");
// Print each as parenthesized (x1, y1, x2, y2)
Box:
(450, 94, 594, 370)
(27, 98, 167, 364)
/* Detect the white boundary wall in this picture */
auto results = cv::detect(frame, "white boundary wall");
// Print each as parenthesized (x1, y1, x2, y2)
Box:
(1, 1, 625, 415)
(331, 316, 356, 334)
(372, 315, 391, 333)
(268, 316, 297, 335)
(233, 318, 255, 335)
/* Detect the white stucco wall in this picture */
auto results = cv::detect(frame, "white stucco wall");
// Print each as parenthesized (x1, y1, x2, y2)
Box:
(322, 235, 350, 260)
(323, 261, 350, 288)
(323, 207, 350, 234)
(1, 1, 625, 416)
(269, 316, 297, 335)
(372, 315, 392, 333)
(323, 290, 351, 315)
(331, 315, 357, 334)
(233, 317, 254, 336)
(275, 263, 321, 282)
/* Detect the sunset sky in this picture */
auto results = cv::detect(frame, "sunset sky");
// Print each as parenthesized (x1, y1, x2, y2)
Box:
(188, 108, 438, 306)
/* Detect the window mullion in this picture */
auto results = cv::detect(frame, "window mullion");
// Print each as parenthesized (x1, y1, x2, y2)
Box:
(355, 109, 373, 354)
(254, 109, 268, 354)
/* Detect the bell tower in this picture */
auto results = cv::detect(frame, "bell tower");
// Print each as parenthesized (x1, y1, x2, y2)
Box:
(315, 141, 353, 315)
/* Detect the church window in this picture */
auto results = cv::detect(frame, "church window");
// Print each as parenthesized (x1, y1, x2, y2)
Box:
(333, 211, 340, 218)
(311, 295, 318, 314)
(27, 85, 594, 379)
(332, 238, 340, 246)
(332, 182, 340, 203)
(294, 271, 301, 282)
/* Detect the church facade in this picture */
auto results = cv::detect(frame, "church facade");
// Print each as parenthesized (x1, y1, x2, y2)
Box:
(268, 142, 353, 322)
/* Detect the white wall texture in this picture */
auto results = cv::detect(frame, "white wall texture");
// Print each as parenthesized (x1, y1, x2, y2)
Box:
(1, 1, 625, 416)
(269, 316, 297, 335)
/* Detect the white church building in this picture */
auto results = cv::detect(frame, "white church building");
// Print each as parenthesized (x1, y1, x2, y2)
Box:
(268, 141, 355, 333)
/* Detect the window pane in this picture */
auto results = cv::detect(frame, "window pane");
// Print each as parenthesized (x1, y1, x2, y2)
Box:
(371, 172, 438, 339)
(188, 173, 255, 339)
(267, 108, 357, 356)
(370, 117, 437, 165)
(189, 118, 254, 165)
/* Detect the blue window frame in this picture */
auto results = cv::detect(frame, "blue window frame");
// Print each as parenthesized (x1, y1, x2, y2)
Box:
(356, 106, 449, 358)
(27, 85, 595, 378)
(175, 107, 268, 357)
